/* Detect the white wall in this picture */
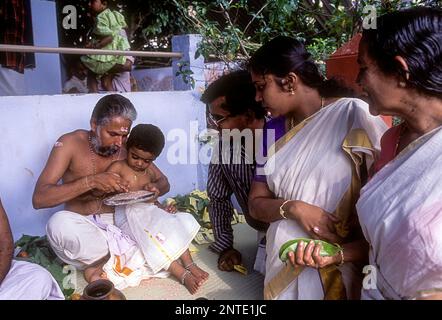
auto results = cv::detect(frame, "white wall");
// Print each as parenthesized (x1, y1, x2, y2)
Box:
(0, 92, 206, 240)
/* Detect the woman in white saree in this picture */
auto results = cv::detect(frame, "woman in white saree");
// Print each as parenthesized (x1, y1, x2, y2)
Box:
(356, 7, 442, 300)
(248, 36, 388, 300)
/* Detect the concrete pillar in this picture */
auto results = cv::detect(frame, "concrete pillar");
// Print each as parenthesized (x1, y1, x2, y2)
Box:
(172, 34, 209, 191)
(24, 0, 62, 95)
(171, 34, 205, 91)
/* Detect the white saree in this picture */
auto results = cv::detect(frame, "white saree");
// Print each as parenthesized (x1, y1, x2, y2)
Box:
(263, 98, 387, 300)
(357, 126, 442, 300)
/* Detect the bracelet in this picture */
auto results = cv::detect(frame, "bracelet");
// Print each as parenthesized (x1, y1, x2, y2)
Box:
(336, 247, 344, 267)
(279, 200, 291, 219)
(180, 269, 192, 285)
(184, 262, 196, 270)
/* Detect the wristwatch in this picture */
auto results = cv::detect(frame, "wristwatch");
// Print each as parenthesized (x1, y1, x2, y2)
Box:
(279, 200, 290, 219)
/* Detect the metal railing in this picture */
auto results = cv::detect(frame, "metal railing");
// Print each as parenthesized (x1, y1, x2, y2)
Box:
(0, 44, 183, 58)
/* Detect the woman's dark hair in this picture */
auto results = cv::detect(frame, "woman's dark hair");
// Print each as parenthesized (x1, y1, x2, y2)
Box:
(201, 69, 266, 119)
(248, 36, 353, 98)
(126, 124, 165, 157)
(362, 7, 442, 98)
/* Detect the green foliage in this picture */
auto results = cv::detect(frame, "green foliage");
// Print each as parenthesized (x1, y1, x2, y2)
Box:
(14, 235, 74, 299)
(57, 0, 442, 68)
(175, 61, 196, 89)
(172, 0, 442, 68)
(164, 189, 245, 230)
(164, 190, 211, 228)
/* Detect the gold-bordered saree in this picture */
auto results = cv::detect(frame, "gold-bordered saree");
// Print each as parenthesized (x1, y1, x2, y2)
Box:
(262, 98, 387, 300)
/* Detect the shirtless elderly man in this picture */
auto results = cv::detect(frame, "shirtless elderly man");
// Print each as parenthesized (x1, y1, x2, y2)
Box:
(32, 94, 170, 282)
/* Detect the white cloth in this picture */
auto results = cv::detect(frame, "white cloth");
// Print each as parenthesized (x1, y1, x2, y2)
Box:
(264, 98, 387, 300)
(46, 210, 168, 290)
(0, 260, 64, 300)
(63, 76, 88, 93)
(89, 214, 167, 290)
(253, 231, 266, 276)
(117, 203, 201, 274)
(46, 210, 111, 269)
(357, 126, 442, 300)
(0, 66, 25, 96)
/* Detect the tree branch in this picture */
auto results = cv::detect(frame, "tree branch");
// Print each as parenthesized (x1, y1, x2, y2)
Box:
(219, 3, 249, 58)
(243, 1, 270, 36)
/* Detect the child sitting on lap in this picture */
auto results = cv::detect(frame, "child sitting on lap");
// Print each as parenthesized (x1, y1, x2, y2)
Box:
(105, 124, 209, 294)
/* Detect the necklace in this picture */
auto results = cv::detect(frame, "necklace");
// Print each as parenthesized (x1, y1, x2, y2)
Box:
(394, 122, 408, 156)
(288, 97, 324, 131)
(132, 169, 147, 182)
(87, 131, 120, 214)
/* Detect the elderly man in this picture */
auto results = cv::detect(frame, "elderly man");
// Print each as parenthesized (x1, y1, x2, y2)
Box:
(0, 198, 64, 299)
(32, 94, 170, 282)
(201, 70, 268, 273)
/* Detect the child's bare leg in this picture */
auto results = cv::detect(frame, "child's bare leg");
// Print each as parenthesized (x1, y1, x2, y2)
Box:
(87, 72, 99, 93)
(180, 250, 209, 284)
(167, 260, 201, 295)
(84, 255, 109, 283)
(101, 74, 114, 91)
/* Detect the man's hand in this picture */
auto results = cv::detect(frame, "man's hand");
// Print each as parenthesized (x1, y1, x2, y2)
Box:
(218, 248, 241, 272)
(91, 172, 129, 194)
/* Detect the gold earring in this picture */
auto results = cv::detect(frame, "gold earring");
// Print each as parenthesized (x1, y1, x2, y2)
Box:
(399, 81, 406, 88)
(288, 86, 295, 95)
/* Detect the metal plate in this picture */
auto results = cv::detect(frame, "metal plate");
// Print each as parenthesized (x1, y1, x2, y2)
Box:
(103, 190, 156, 206)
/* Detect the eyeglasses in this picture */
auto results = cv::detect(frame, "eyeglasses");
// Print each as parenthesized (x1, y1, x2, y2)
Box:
(208, 113, 231, 127)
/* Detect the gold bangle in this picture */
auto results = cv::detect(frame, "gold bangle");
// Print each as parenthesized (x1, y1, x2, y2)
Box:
(279, 200, 291, 220)
(336, 247, 344, 267)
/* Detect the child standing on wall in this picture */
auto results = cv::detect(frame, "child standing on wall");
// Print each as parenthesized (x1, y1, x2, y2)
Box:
(81, 0, 133, 92)
(104, 124, 209, 294)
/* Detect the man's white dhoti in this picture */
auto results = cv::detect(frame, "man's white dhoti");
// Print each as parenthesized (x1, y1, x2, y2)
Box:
(0, 260, 64, 300)
(46, 209, 172, 290)
(46, 210, 112, 269)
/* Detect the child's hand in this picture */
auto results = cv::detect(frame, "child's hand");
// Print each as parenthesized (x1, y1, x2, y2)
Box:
(153, 201, 177, 214)
(164, 204, 177, 214)
(143, 183, 160, 199)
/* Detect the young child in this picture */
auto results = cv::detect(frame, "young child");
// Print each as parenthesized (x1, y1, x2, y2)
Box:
(105, 124, 209, 294)
(63, 57, 88, 94)
(81, 0, 133, 92)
